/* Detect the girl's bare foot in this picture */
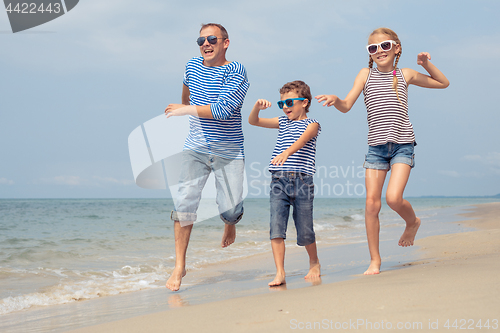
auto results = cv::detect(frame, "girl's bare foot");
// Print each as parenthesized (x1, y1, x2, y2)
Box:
(399, 217, 421, 247)
(166, 267, 186, 291)
(364, 260, 381, 275)
(268, 272, 286, 286)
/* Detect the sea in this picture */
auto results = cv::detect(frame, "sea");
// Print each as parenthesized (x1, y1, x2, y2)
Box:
(0, 197, 498, 332)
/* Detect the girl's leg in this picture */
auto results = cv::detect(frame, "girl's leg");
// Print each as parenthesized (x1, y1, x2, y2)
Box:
(269, 238, 286, 286)
(364, 168, 388, 275)
(385, 163, 421, 247)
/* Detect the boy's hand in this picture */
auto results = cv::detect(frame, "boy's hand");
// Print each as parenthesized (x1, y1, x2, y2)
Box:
(315, 94, 339, 107)
(254, 99, 272, 110)
(417, 52, 431, 66)
(271, 151, 290, 166)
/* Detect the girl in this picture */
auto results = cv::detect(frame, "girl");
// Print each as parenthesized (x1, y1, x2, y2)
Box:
(315, 28, 449, 275)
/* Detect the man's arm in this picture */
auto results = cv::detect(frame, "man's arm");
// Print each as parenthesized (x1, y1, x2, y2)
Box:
(165, 84, 214, 118)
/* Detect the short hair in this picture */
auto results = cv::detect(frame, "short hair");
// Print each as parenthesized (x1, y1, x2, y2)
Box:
(279, 80, 312, 113)
(200, 23, 228, 40)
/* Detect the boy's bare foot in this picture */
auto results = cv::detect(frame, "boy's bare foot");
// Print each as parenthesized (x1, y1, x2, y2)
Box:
(166, 267, 186, 291)
(398, 217, 421, 247)
(364, 260, 381, 275)
(305, 262, 321, 279)
(221, 224, 236, 248)
(268, 272, 286, 286)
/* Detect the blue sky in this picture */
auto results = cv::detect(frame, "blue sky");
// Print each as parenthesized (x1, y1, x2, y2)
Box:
(1, 0, 499, 198)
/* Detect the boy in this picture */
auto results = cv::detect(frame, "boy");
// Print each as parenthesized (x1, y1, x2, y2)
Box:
(248, 80, 321, 286)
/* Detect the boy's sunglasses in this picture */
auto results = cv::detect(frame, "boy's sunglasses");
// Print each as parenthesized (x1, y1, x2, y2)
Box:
(366, 40, 397, 55)
(196, 35, 224, 46)
(277, 98, 305, 109)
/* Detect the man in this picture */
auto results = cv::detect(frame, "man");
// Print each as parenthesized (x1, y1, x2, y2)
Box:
(164, 23, 249, 291)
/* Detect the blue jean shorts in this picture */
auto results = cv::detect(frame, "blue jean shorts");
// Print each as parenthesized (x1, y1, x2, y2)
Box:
(269, 171, 315, 246)
(171, 150, 244, 226)
(363, 142, 415, 170)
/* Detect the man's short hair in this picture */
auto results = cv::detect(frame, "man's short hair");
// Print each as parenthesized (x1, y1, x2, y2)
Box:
(200, 23, 229, 40)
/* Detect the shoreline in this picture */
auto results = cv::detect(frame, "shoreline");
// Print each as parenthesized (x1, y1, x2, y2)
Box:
(66, 202, 500, 333)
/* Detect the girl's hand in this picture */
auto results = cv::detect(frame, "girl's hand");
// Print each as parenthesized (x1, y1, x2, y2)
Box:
(271, 151, 290, 166)
(315, 94, 339, 107)
(417, 52, 431, 66)
(254, 99, 272, 110)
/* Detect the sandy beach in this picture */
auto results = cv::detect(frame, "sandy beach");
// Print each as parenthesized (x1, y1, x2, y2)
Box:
(67, 202, 500, 333)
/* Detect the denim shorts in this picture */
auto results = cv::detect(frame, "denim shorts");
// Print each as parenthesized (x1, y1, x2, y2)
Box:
(269, 171, 315, 246)
(170, 150, 244, 226)
(363, 142, 415, 170)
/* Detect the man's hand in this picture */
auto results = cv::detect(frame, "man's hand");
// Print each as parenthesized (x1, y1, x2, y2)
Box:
(165, 104, 195, 118)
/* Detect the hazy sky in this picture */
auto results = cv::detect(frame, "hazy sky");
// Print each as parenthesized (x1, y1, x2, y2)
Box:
(1, 0, 499, 198)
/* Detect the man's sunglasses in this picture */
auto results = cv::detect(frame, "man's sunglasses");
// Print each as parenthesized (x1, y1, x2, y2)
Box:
(277, 98, 306, 109)
(366, 40, 397, 55)
(196, 36, 225, 46)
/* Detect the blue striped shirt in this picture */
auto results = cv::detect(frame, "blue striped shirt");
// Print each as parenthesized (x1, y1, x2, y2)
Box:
(182, 57, 250, 159)
(269, 116, 321, 175)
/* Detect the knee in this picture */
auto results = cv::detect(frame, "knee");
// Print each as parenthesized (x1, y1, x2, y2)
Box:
(386, 194, 403, 210)
(365, 197, 381, 216)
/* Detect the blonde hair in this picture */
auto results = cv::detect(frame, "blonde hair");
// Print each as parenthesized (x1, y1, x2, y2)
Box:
(368, 28, 402, 103)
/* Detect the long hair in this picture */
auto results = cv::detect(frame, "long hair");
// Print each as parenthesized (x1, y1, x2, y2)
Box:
(368, 28, 402, 103)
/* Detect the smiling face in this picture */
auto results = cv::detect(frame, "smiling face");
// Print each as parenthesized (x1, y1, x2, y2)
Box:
(280, 91, 308, 121)
(199, 26, 229, 67)
(368, 33, 401, 72)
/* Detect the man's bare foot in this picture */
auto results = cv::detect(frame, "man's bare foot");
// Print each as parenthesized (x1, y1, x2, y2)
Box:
(221, 224, 236, 248)
(364, 260, 381, 275)
(166, 267, 186, 291)
(268, 272, 286, 286)
(305, 262, 321, 279)
(399, 217, 421, 247)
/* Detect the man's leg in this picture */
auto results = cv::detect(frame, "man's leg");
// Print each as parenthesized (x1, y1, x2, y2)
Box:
(166, 221, 193, 291)
(213, 157, 245, 247)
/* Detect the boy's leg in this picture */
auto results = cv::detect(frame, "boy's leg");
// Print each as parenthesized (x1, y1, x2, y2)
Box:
(166, 221, 193, 291)
(364, 168, 387, 275)
(304, 242, 321, 280)
(269, 173, 290, 286)
(386, 163, 420, 247)
(294, 174, 320, 280)
(269, 238, 286, 286)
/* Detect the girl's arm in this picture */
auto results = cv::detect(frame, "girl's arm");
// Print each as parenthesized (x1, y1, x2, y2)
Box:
(271, 122, 319, 166)
(402, 52, 449, 89)
(248, 99, 279, 128)
(315, 68, 369, 113)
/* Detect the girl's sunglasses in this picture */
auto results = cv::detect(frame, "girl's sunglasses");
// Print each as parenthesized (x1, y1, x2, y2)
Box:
(366, 40, 397, 55)
(277, 98, 305, 109)
(196, 35, 224, 46)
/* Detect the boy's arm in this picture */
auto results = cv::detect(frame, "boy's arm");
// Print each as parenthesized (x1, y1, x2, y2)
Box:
(403, 52, 449, 89)
(271, 122, 319, 166)
(248, 99, 279, 128)
(315, 68, 369, 113)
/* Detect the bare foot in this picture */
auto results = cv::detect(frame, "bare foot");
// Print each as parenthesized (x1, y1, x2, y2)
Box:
(305, 262, 321, 279)
(399, 217, 421, 247)
(268, 272, 286, 286)
(364, 260, 381, 275)
(221, 224, 236, 248)
(166, 267, 186, 291)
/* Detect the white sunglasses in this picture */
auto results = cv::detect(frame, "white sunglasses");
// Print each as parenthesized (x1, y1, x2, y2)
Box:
(366, 40, 397, 55)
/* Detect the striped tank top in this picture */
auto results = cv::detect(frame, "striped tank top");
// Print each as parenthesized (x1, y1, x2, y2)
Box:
(363, 67, 415, 146)
(268, 116, 321, 176)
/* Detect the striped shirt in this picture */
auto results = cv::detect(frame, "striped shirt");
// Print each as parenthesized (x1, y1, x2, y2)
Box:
(182, 57, 250, 159)
(268, 116, 321, 176)
(363, 67, 415, 146)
